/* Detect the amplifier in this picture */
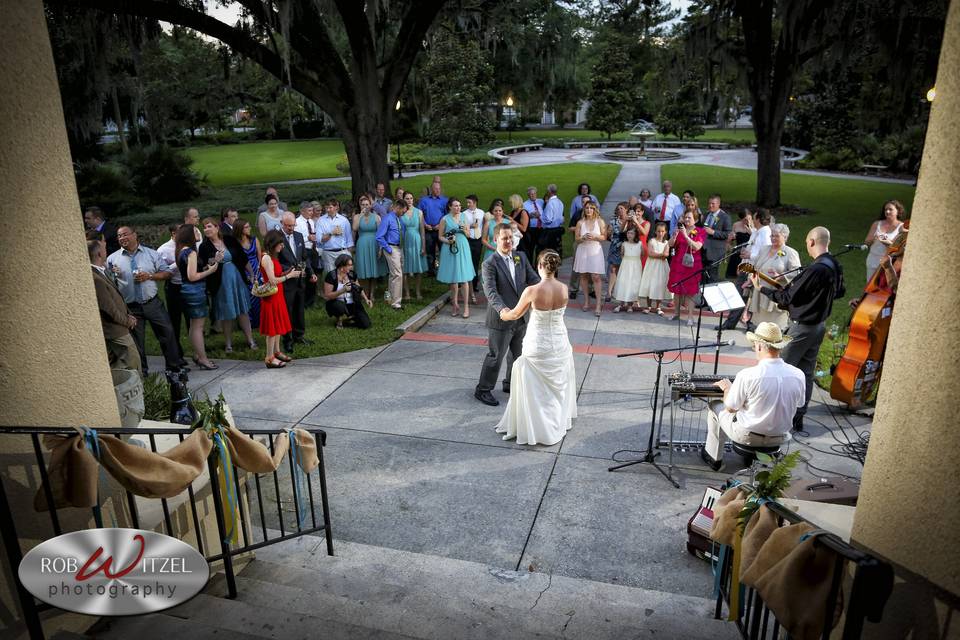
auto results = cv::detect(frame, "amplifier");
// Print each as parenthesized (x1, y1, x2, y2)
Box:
(784, 477, 859, 506)
(687, 486, 722, 561)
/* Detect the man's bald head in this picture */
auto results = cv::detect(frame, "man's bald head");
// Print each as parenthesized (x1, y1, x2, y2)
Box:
(807, 226, 830, 247)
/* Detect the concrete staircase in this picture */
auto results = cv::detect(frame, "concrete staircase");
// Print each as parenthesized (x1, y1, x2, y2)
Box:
(84, 536, 739, 640)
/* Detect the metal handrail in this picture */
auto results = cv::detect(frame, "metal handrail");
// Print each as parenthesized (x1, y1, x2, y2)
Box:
(0, 423, 335, 640)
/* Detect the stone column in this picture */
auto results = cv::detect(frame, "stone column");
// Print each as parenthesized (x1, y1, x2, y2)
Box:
(851, 0, 960, 615)
(0, 0, 120, 430)
(0, 2, 122, 634)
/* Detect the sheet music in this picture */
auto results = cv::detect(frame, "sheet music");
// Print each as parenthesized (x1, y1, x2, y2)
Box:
(702, 281, 745, 313)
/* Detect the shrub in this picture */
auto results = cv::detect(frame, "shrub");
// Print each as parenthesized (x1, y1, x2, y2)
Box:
(797, 146, 862, 172)
(74, 160, 149, 218)
(123, 145, 205, 204)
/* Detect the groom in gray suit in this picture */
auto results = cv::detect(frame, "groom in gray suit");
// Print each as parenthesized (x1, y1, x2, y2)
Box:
(475, 223, 540, 406)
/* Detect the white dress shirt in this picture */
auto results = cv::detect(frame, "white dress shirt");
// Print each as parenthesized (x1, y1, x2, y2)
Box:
(463, 208, 485, 239)
(498, 250, 515, 283)
(156, 238, 181, 285)
(295, 215, 316, 250)
(749, 225, 772, 263)
(724, 358, 805, 435)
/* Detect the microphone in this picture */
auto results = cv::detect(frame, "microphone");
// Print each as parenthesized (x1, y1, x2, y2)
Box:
(731, 241, 751, 250)
(843, 244, 869, 251)
(697, 339, 737, 349)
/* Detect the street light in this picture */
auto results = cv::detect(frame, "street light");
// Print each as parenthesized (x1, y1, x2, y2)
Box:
(926, 86, 936, 102)
(395, 99, 403, 178)
(505, 96, 515, 141)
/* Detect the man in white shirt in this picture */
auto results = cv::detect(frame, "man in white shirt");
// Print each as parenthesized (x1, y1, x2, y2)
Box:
(295, 201, 322, 307)
(701, 322, 805, 471)
(522, 186, 545, 262)
(156, 222, 187, 362)
(463, 194, 485, 299)
(316, 199, 355, 273)
(540, 183, 565, 258)
(651, 180, 682, 235)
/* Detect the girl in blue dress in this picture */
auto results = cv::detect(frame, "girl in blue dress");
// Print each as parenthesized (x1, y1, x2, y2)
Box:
(481, 202, 506, 263)
(437, 197, 476, 318)
(234, 220, 261, 328)
(352, 193, 386, 303)
(401, 191, 428, 300)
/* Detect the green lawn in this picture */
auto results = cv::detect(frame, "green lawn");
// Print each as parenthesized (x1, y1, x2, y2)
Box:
(661, 164, 915, 386)
(145, 162, 621, 360)
(186, 139, 347, 186)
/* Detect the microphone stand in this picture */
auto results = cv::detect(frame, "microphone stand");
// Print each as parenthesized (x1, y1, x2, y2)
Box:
(609, 340, 733, 487)
(669, 253, 727, 374)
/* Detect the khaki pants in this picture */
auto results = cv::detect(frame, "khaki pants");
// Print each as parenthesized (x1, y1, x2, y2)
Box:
(704, 400, 789, 461)
(106, 333, 142, 377)
(385, 247, 403, 305)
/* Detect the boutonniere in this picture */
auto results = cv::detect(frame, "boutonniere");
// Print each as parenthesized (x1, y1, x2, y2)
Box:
(776, 250, 785, 257)
(513, 255, 521, 265)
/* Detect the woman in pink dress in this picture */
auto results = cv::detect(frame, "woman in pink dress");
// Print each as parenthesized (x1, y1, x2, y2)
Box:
(573, 202, 607, 316)
(667, 203, 705, 326)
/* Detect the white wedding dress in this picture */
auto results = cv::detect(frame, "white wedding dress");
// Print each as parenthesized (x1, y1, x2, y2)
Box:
(495, 307, 577, 445)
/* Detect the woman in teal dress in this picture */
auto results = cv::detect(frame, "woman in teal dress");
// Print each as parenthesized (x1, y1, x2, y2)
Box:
(437, 197, 476, 318)
(352, 193, 386, 303)
(401, 190, 428, 300)
(481, 201, 506, 263)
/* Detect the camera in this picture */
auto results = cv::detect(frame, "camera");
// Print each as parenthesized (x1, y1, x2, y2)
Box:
(444, 229, 460, 254)
(346, 270, 363, 295)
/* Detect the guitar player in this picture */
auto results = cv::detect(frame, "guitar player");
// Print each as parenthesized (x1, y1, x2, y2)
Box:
(759, 226, 845, 433)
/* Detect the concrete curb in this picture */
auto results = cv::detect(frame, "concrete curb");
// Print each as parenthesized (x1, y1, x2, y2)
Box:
(394, 291, 451, 336)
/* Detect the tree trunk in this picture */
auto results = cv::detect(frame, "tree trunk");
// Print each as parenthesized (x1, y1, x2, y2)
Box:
(341, 103, 391, 199)
(111, 87, 129, 154)
(755, 129, 783, 207)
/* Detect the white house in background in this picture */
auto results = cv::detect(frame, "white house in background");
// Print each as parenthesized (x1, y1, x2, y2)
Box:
(540, 100, 590, 127)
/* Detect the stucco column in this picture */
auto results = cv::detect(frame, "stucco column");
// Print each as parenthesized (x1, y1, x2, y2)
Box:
(0, 0, 121, 429)
(851, 0, 960, 601)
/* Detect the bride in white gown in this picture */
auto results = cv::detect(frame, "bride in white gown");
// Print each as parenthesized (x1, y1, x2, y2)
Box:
(495, 250, 577, 445)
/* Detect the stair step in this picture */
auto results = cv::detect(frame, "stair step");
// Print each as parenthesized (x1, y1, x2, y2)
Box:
(87, 611, 272, 640)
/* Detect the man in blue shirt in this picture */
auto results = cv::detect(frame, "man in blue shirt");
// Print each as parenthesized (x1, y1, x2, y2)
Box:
(372, 182, 392, 216)
(522, 186, 544, 263)
(418, 182, 448, 276)
(316, 199, 355, 273)
(376, 201, 405, 310)
(539, 184, 565, 257)
(106, 225, 183, 376)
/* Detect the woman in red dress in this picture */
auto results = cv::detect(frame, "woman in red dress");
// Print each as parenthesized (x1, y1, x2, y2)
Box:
(259, 230, 302, 368)
(667, 203, 705, 326)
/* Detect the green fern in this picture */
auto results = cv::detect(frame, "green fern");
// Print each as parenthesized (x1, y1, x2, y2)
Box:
(736, 451, 802, 533)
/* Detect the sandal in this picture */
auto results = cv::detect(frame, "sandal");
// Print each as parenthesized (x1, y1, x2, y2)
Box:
(582, 304, 591, 312)
(656, 308, 664, 316)
(640, 307, 650, 314)
(195, 359, 218, 371)
(224, 345, 233, 354)
(451, 304, 460, 317)
(247, 340, 258, 349)
(595, 307, 602, 317)
(626, 306, 634, 313)
(274, 351, 292, 363)
(265, 359, 286, 369)
(462, 310, 470, 319)
(613, 305, 622, 313)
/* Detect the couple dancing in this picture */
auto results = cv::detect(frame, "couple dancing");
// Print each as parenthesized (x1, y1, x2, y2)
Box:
(474, 223, 577, 445)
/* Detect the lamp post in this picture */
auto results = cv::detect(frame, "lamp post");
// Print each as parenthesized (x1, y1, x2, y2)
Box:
(395, 99, 403, 179)
(506, 96, 514, 142)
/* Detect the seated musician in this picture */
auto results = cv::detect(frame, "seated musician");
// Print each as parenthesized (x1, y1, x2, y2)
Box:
(701, 322, 805, 471)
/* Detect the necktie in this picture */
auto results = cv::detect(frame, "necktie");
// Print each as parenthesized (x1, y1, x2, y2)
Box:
(660, 198, 669, 221)
(706, 213, 714, 228)
(287, 234, 296, 257)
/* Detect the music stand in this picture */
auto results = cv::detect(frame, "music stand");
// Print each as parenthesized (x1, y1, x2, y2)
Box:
(699, 282, 745, 374)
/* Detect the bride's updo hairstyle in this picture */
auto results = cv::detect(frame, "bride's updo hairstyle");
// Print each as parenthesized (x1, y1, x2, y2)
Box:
(538, 250, 561, 277)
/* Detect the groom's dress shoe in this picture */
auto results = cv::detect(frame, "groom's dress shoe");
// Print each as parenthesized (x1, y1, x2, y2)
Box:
(502, 381, 510, 394)
(474, 388, 499, 406)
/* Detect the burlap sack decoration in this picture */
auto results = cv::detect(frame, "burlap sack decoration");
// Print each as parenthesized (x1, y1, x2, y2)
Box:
(739, 504, 780, 579)
(709, 485, 747, 546)
(741, 523, 843, 640)
(35, 427, 319, 511)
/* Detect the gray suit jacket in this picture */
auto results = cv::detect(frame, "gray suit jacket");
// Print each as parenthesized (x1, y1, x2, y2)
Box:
(702, 209, 733, 262)
(482, 251, 540, 330)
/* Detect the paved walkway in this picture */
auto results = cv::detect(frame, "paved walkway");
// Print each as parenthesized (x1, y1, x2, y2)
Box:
(147, 258, 870, 603)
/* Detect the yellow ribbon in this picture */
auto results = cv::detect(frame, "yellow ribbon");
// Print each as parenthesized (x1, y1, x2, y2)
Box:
(728, 525, 744, 621)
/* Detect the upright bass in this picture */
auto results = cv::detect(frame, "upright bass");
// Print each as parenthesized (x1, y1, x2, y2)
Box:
(830, 223, 908, 408)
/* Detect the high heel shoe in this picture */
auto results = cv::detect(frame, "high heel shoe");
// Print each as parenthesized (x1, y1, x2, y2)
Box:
(451, 304, 460, 317)
(265, 359, 286, 369)
(274, 351, 292, 363)
(192, 357, 218, 370)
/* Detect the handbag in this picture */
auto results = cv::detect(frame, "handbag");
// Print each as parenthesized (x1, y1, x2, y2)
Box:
(252, 281, 277, 298)
(682, 249, 695, 268)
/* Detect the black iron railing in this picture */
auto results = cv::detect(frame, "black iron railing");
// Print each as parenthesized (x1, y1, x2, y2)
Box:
(0, 425, 334, 640)
(713, 498, 893, 640)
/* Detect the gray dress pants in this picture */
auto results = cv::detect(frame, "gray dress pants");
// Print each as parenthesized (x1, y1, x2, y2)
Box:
(477, 322, 526, 391)
(781, 320, 826, 422)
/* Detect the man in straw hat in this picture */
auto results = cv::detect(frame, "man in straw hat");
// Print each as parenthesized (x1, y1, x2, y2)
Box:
(701, 322, 806, 471)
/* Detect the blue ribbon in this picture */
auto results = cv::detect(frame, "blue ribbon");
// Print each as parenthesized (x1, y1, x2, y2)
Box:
(211, 429, 239, 544)
(713, 543, 728, 598)
(288, 430, 308, 528)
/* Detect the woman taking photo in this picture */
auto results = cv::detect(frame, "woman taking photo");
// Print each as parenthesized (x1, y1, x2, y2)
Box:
(259, 230, 301, 368)
(437, 197, 476, 318)
(574, 201, 606, 317)
(175, 224, 219, 370)
(234, 220, 261, 328)
(605, 202, 630, 304)
(258, 194, 284, 236)
(352, 193, 386, 302)
(668, 203, 705, 325)
(864, 200, 905, 282)
(507, 194, 530, 259)
(323, 254, 373, 329)
(401, 190, 428, 301)
(199, 218, 255, 353)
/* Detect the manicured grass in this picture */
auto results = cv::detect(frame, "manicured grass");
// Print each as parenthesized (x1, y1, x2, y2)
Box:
(144, 162, 621, 359)
(661, 164, 915, 386)
(186, 139, 347, 186)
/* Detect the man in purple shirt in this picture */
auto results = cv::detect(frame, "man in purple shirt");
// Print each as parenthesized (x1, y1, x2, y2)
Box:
(418, 182, 448, 276)
(376, 201, 405, 309)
